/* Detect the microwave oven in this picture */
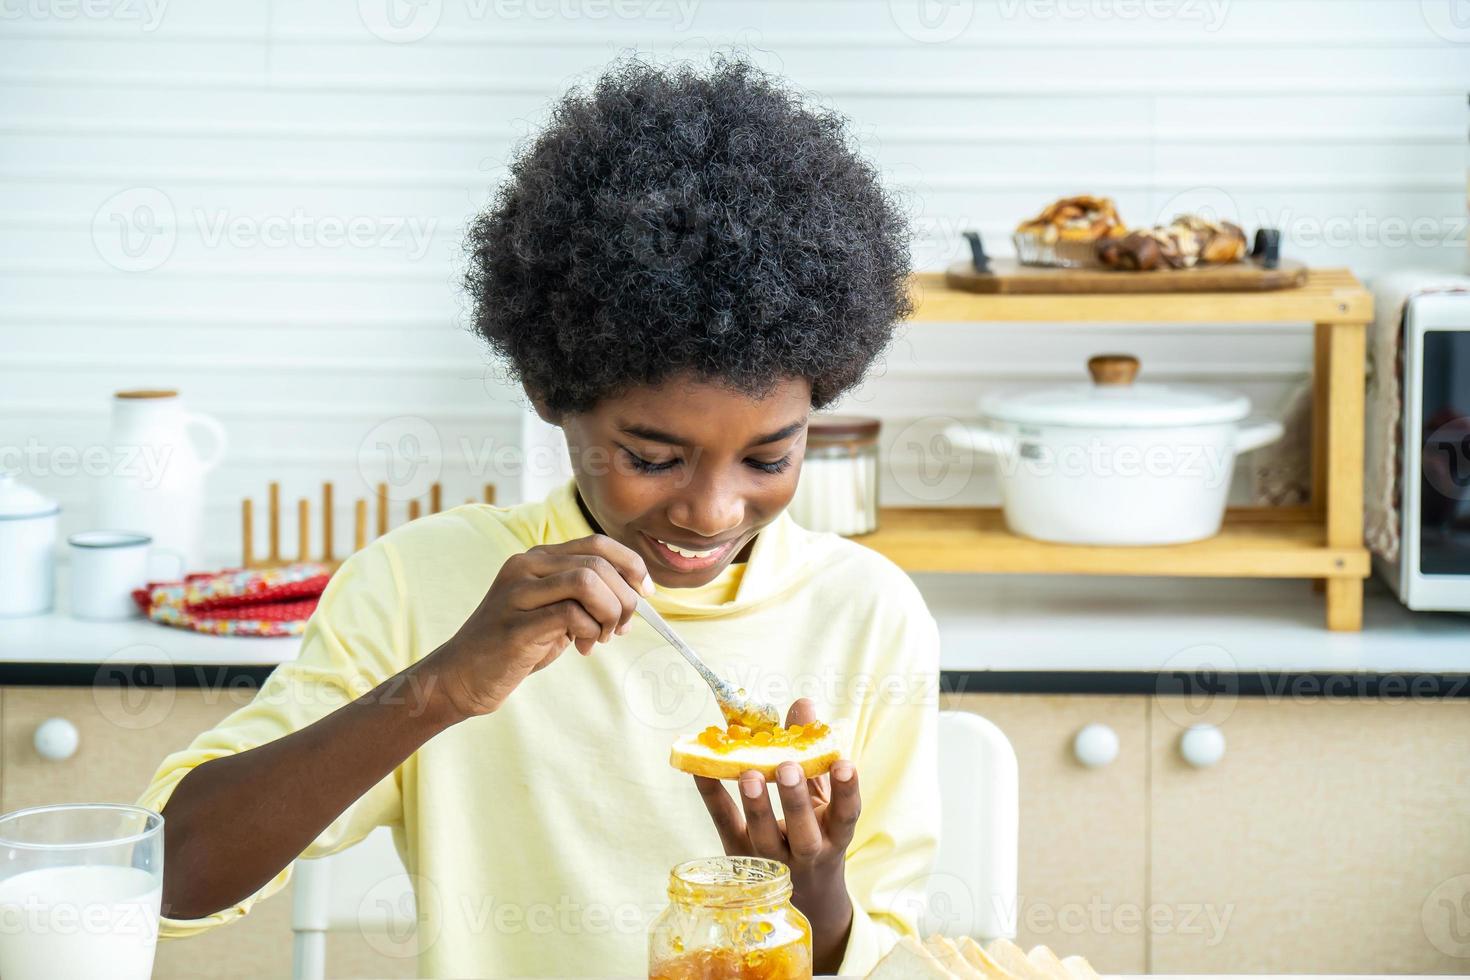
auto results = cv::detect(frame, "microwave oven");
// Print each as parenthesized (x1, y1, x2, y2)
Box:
(1375, 293, 1470, 611)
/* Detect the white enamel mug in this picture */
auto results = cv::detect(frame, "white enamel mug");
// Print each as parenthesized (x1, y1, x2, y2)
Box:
(67, 532, 185, 621)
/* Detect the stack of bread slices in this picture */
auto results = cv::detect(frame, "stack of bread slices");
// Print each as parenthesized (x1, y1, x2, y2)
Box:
(867, 935, 1100, 980)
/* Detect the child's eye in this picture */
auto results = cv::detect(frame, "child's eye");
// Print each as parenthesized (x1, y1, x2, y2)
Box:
(747, 455, 792, 475)
(623, 449, 679, 473)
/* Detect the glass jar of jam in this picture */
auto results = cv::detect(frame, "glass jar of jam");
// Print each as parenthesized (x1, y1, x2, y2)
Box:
(648, 857, 812, 980)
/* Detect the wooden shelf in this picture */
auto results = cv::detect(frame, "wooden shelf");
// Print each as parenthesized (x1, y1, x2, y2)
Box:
(885, 268, 1374, 630)
(910, 267, 1374, 325)
(860, 507, 1370, 579)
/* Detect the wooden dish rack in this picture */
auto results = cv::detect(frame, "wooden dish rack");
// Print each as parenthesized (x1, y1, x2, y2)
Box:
(241, 481, 497, 570)
(858, 267, 1374, 631)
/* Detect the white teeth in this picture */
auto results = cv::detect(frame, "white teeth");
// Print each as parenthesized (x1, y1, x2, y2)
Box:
(657, 539, 721, 559)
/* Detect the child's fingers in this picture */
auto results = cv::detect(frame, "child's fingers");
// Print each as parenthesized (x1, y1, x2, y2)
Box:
(738, 771, 789, 860)
(694, 776, 749, 855)
(783, 698, 817, 727)
(774, 763, 822, 860)
(825, 760, 861, 848)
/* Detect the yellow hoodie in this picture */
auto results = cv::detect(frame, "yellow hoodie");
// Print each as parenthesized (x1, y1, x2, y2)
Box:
(138, 479, 941, 977)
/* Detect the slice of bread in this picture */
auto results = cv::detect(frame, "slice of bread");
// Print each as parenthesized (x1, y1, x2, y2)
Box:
(668, 731, 839, 781)
(984, 939, 1049, 980)
(1025, 945, 1072, 980)
(867, 936, 960, 980)
(924, 935, 982, 980)
(955, 937, 1021, 980)
(1060, 955, 1101, 980)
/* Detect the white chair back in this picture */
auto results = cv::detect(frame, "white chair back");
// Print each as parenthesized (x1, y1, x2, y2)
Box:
(291, 825, 416, 980)
(926, 709, 1019, 941)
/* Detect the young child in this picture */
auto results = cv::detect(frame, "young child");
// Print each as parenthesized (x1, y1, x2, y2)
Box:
(139, 55, 940, 978)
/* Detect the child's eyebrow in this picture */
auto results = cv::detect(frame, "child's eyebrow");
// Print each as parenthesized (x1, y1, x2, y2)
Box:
(617, 417, 808, 449)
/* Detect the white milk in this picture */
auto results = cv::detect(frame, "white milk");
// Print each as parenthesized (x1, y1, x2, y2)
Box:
(0, 864, 161, 980)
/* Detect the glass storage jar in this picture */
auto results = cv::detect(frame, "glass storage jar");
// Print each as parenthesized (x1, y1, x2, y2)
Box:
(786, 416, 880, 536)
(648, 857, 812, 980)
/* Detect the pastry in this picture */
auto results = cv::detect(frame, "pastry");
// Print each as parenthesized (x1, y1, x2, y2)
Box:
(1014, 196, 1128, 268)
(1096, 214, 1248, 271)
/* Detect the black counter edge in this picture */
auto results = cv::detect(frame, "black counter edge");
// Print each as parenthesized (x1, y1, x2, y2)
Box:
(1, 664, 1467, 699)
(941, 669, 1470, 699)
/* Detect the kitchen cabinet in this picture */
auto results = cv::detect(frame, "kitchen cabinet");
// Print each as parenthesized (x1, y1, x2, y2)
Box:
(947, 692, 1470, 975)
(1149, 697, 1470, 974)
(0, 685, 414, 980)
(944, 693, 1150, 973)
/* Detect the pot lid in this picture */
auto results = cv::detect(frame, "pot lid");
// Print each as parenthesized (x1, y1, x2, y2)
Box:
(0, 473, 60, 520)
(980, 354, 1251, 428)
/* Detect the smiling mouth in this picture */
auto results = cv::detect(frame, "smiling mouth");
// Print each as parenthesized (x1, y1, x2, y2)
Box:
(643, 532, 738, 572)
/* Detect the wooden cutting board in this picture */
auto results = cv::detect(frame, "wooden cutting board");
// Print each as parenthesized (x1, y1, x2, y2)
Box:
(946, 258, 1309, 294)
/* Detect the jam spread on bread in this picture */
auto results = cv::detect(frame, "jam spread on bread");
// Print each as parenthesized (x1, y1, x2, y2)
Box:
(697, 722, 831, 754)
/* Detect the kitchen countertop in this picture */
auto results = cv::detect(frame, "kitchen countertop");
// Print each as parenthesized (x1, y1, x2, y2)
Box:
(921, 574, 1469, 675)
(2, 574, 1465, 691)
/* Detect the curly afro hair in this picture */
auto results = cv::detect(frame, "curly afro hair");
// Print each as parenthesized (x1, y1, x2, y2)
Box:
(463, 55, 914, 416)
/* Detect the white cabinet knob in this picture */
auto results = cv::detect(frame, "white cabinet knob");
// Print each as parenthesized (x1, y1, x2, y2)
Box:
(34, 718, 79, 762)
(1180, 724, 1226, 768)
(1073, 723, 1119, 768)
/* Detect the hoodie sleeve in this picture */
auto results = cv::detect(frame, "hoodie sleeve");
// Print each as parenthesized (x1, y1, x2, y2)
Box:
(836, 593, 943, 975)
(136, 540, 411, 938)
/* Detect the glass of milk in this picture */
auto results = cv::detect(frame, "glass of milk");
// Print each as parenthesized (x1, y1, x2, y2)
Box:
(0, 803, 164, 980)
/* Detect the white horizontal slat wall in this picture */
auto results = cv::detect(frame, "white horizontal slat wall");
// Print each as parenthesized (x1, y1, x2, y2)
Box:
(1, 0, 1466, 564)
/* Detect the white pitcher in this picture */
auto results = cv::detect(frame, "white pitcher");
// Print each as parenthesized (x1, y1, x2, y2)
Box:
(94, 390, 226, 571)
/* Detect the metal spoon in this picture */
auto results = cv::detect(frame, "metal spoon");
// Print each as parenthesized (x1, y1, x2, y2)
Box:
(635, 596, 782, 731)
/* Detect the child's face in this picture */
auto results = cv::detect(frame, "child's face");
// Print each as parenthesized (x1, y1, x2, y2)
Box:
(559, 374, 812, 588)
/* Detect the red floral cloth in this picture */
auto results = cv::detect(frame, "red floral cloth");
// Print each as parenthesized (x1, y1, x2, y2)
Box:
(132, 563, 333, 637)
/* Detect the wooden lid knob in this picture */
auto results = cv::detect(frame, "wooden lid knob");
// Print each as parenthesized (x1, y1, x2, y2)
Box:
(1087, 354, 1140, 386)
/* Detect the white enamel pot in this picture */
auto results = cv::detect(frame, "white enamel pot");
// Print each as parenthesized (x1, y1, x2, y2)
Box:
(945, 355, 1284, 546)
